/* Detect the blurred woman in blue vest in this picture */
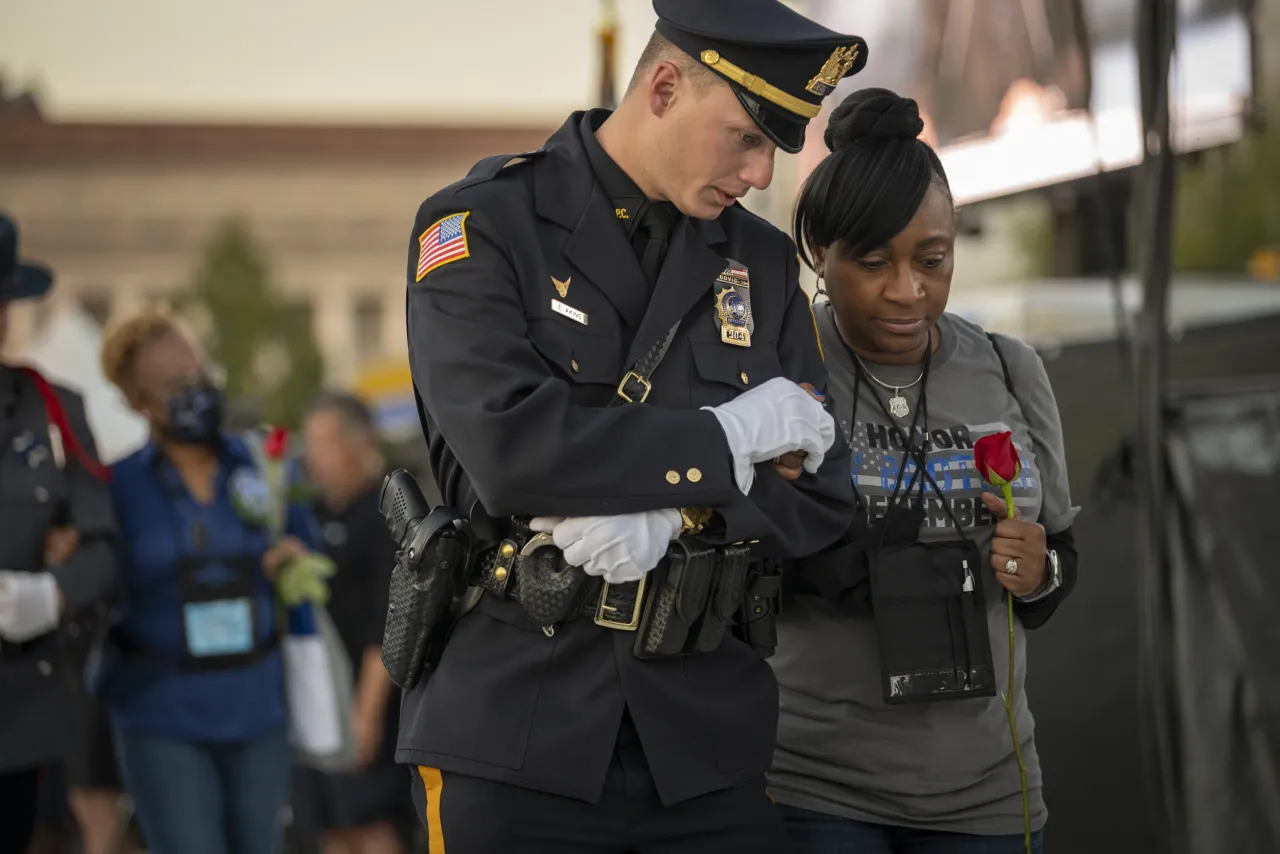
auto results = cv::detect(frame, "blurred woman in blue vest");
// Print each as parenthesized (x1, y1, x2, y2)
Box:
(97, 308, 324, 854)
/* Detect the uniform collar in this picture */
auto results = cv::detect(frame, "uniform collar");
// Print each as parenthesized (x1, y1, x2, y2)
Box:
(578, 110, 648, 239)
(536, 111, 727, 247)
(533, 111, 728, 329)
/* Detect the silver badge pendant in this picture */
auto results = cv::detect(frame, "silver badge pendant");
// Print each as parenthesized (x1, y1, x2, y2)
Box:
(888, 395, 910, 419)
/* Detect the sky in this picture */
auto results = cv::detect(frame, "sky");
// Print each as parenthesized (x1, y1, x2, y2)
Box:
(0, 0, 665, 124)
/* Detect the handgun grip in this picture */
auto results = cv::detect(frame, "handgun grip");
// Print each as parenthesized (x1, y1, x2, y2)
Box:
(379, 469, 432, 544)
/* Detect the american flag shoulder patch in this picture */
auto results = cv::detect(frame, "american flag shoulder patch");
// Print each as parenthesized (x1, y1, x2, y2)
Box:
(415, 211, 471, 282)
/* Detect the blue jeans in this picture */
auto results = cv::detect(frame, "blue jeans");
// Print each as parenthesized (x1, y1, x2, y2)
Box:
(113, 725, 292, 854)
(780, 805, 1045, 854)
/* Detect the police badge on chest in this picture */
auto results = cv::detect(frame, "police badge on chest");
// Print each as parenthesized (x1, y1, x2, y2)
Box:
(713, 260, 753, 347)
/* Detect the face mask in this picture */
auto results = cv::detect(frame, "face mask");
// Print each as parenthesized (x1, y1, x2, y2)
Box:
(163, 383, 225, 446)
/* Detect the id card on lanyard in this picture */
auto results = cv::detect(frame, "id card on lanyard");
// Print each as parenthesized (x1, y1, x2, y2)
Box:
(163, 467, 269, 672)
(178, 554, 259, 664)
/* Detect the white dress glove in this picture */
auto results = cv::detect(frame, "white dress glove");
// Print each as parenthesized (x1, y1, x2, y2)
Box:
(530, 510, 682, 585)
(704, 376, 837, 495)
(0, 570, 61, 644)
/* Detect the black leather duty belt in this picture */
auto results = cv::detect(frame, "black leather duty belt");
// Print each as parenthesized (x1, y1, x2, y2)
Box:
(474, 533, 647, 632)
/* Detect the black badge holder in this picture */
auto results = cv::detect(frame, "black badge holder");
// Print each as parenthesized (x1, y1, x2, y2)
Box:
(159, 466, 272, 674)
(844, 338, 995, 704)
(379, 470, 474, 690)
(175, 552, 269, 673)
(866, 454, 997, 705)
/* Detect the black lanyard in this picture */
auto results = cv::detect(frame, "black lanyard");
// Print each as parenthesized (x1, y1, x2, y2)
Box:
(153, 454, 229, 557)
(843, 335, 973, 535)
(843, 335, 932, 513)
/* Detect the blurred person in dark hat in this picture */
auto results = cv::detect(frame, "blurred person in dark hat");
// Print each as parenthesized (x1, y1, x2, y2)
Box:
(297, 392, 407, 854)
(397, 0, 866, 850)
(0, 212, 119, 854)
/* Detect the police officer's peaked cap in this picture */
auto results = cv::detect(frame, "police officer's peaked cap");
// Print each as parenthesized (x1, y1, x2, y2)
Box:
(0, 214, 53, 303)
(653, 0, 868, 153)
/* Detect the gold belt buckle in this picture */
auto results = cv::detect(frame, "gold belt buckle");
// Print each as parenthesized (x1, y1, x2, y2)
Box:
(593, 576, 647, 631)
(616, 371, 652, 404)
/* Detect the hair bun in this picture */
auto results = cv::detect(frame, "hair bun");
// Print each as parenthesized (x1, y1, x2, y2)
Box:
(824, 88, 925, 151)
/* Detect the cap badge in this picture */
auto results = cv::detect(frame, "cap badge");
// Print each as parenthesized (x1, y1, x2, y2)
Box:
(806, 45, 860, 97)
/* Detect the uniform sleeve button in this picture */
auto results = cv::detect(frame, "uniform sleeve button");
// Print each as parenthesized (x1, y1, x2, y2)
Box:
(665, 470, 681, 485)
(740, 372, 749, 385)
(570, 359, 580, 373)
(687, 468, 702, 483)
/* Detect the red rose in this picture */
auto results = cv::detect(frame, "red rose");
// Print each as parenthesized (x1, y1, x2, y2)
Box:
(263, 426, 290, 460)
(973, 431, 1021, 486)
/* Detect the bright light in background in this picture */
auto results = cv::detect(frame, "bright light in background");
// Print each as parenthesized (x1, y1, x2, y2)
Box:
(989, 79, 1068, 137)
(800, 1, 1253, 207)
(0, 0, 659, 123)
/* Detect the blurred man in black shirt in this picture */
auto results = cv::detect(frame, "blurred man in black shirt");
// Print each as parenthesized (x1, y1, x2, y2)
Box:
(300, 393, 405, 854)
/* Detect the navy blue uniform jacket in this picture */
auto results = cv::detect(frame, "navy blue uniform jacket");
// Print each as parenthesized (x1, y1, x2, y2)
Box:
(398, 111, 853, 805)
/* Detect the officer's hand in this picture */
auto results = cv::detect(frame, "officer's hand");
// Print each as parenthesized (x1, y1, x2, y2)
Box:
(528, 517, 565, 534)
(539, 510, 682, 585)
(704, 377, 836, 495)
(0, 570, 62, 643)
(771, 384, 824, 482)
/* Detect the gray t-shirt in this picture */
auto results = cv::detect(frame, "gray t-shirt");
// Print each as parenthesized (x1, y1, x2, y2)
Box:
(768, 304, 1076, 836)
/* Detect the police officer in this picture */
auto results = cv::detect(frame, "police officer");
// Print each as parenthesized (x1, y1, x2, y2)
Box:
(0, 213, 118, 854)
(400, 1, 867, 850)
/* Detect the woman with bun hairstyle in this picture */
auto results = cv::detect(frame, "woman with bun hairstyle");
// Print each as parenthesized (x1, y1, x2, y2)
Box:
(768, 88, 1079, 853)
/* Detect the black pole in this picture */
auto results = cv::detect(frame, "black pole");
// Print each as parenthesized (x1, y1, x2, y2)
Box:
(1134, 0, 1179, 850)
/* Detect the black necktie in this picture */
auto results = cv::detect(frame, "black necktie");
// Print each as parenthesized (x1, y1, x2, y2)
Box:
(637, 203, 675, 286)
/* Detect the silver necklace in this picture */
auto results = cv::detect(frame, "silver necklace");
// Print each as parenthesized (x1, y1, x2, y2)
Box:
(854, 355, 925, 419)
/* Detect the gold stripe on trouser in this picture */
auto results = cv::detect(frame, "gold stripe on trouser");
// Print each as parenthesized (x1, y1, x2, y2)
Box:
(417, 766, 446, 853)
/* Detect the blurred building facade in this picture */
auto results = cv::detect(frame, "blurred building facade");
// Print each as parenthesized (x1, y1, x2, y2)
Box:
(0, 89, 551, 392)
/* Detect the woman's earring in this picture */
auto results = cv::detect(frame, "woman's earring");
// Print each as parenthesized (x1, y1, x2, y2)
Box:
(812, 270, 827, 303)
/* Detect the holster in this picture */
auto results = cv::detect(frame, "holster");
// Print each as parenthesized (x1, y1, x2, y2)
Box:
(633, 539, 717, 659)
(690, 542, 752, 653)
(735, 557, 783, 659)
(480, 532, 596, 627)
(379, 471, 473, 690)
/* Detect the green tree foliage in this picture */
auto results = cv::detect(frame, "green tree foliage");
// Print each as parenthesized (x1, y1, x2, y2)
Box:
(181, 219, 324, 428)
(1009, 99, 1280, 278)
(1172, 102, 1280, 273)
(1008, 201, 1055, 279)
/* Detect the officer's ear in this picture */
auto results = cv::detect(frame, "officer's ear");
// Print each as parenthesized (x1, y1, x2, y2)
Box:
(647, 60, 682, 117)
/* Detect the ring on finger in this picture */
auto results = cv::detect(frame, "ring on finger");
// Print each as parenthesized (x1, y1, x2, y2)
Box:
(1004, 558, 1019, 575)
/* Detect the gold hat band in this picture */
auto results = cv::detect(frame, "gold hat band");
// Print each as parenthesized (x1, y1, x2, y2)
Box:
(700, 50, 822, 120)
